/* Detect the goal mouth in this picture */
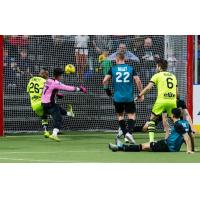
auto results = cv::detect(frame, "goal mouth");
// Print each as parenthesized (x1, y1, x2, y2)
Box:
(1, 35, 193, 135)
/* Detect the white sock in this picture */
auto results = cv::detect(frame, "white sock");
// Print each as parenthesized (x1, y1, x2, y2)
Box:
(52, 128, 59, 136)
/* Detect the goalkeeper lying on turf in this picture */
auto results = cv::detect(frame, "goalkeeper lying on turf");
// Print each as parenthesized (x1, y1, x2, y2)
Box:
(109, 108, 194, 154)
(27, 68, 75, 138)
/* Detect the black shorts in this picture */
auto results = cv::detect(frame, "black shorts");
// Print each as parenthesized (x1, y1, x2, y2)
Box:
(150, 140, 170, 152)
(114, 101, 136, 114)
(177, 99, 187, 109)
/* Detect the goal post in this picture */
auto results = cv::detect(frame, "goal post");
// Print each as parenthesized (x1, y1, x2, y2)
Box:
(187, 35, 194, 118)
(0, 35, 4, 136)
(1, 35, 195, 135)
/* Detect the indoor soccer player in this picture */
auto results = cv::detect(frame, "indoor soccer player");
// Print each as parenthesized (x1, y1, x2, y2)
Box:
(27, 68, 75, 138)
(135, 59, 178, 142)
(109, 108, 194, 154)
(103, 52, 143, 143)
(27, 68, 50, 137)
(42, 67, 87, 141)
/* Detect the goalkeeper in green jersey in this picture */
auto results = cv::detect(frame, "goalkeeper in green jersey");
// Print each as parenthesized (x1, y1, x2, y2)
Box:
(27, 68, 75, 138)
(135, 59, 178, 142)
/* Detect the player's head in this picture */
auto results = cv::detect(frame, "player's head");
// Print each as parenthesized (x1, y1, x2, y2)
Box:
(39, 67, 49, 79)
(53, 67, 64, 81)
(144, 37, 153, 48)
(115, 52, 125, 64)
(171, 108, 182, 121)
(119, 43, 127, 53)
(156, 59, 168, 72)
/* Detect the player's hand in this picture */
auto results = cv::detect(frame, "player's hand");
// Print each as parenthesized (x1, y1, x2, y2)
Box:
(79, 85, 87, 94)
(134, 95, 144, 102)
(105, 88, 112, 97)
(56, 93, 64, 99)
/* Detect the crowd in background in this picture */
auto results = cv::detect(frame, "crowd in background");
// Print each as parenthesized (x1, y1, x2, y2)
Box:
(3, 35, 164, 90)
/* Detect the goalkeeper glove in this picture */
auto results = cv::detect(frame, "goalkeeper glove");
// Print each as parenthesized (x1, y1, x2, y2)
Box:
(76, 85, 87, 94)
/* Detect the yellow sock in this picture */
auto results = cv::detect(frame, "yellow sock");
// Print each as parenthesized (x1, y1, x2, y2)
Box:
(148, 121, 155, 142)
(149, 132, 155, 142)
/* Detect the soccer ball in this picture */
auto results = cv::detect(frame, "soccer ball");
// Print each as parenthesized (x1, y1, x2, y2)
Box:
(65, 64, 76, 74)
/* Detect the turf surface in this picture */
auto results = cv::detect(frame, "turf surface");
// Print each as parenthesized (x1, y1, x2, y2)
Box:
(0, 132, 199, 163)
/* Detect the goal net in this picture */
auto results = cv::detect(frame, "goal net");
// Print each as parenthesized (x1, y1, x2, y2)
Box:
(2, 35, 190, 134)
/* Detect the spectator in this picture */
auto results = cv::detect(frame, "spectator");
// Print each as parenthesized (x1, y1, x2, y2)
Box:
(108, 43, 139, 62)
(8, 35, 29, 59)
(74, 35, 90, 83)
(137, 37, 160, 61)
(99, 51, 112, 75)
(93, 35, 112, 54)
(16, 49, 33, 83)
(4, 48, 18, 88)
(112, 35, 130, 51)
(136, 37, 163, 79)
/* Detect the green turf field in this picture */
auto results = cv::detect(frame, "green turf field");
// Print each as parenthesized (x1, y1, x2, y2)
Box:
(0, 132, 199, 163)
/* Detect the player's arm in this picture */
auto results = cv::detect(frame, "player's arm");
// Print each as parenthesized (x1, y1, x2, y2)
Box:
(103, 68, 112, 96)
(135, 82, 154, 102)
(133, 76, 143, 93)
(56, 83, 87, 93)
(175, 123, 194, 154)
(182, 108, 195, 132)
(183, 133, 193, 154)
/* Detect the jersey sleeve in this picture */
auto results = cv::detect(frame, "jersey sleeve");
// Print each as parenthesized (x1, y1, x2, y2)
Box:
(150, 73, 158, 85)
(174, 122, 187, 135)
(132, 68, 137, 76)
(55, 82, 76, 92)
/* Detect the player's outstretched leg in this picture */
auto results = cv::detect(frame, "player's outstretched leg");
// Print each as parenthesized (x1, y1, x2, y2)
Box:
(67, 104, 75, 118)
(42, 119, 50, 138)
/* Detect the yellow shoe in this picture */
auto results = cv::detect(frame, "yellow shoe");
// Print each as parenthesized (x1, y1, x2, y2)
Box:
(44, 131, 50, 138)
(49, 134, 61, 142)
(67, 104, 75, 118)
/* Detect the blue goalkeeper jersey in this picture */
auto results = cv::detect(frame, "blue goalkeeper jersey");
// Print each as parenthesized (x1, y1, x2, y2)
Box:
(166, 120, 191, 152)
(108, 64, 137, 102)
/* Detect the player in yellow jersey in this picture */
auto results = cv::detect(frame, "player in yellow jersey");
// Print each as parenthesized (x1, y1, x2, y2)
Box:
(135, 59, 178, 142)
(27, 68, 50, 137)
(27, 68, 75, 138)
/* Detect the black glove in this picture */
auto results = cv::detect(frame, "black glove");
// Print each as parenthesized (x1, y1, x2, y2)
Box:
(105, 88, 112, 97)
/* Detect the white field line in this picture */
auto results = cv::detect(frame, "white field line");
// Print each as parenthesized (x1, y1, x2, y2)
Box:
(0, 150, 106, 154)
(0, 157, 77, 163)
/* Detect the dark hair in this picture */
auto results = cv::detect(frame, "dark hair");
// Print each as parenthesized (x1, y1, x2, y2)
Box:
(41, 67, 48, 71)
(116, 52, 125, 60)
(53, 67, 64, 77)
(156, 59, 168, 71)
(172, 108, 182, 118)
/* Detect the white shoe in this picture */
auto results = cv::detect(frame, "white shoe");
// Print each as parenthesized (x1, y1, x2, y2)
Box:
(125, 133, 136, 144)
(124, 137, 129, 143)
(117, 127, 123, 138)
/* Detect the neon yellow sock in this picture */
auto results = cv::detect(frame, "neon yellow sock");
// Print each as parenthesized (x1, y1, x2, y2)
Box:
(148, 121, 155, 142)
(149, 132, 155, 142)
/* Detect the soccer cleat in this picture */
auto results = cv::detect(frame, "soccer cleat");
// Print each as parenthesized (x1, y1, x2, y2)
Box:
(67, 104, 75, 118)
(109, 143, 119, 152)
(49, 135, 61, 142)
(124, 137, 129, 143)
(125, 133, 136, 144)
(117, 127, 123, 138)
(44, 131, 50, 138)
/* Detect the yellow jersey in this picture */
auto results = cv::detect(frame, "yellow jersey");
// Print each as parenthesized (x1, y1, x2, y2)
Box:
(27, 76, 46, 107)
(150, 71, 177, 103)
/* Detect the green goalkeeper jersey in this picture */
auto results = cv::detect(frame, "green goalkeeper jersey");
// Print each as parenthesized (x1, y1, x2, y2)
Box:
(27, 76, 46, 107)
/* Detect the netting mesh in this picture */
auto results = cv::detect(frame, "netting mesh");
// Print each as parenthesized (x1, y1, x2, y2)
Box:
(3, 35, 188, 133)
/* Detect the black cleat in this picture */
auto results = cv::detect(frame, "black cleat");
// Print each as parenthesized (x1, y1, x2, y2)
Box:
(109, 143, 119, 152)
